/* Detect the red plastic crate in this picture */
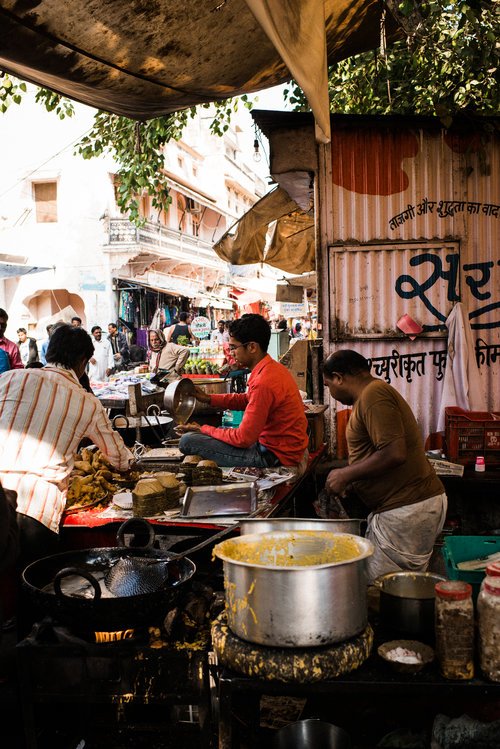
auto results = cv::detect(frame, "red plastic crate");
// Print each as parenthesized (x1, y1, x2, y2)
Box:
(445, 407, 500, 466)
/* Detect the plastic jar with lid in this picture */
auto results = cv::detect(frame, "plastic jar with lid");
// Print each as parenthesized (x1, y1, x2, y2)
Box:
(478, 571, 500, 682)
(435, 581, 474, 680)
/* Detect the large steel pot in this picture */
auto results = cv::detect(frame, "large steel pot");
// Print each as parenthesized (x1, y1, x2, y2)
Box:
(375, 571, 445, 641)
(239, 517, 364, 537)
(214, 530, 373, 647)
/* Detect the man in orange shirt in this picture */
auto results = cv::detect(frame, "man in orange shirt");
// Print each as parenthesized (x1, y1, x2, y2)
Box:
(178, 314, 309, 468)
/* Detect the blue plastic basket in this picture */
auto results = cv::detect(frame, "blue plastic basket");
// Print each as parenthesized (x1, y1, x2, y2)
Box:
(442, 536, 500, 600)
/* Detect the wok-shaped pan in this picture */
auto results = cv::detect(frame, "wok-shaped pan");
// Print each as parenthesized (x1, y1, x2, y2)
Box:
(22, 519, 198, 632)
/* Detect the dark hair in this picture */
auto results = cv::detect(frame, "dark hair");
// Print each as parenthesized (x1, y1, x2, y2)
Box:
(229, 314, 271, 352)
(71, 316, 82, 324)
(17, 327, 27, 335)
(179, 312, 189, 323)
(295, 323, 302, 333)
(0, 308, 7, 319)
(46, 324, 94, 368)
(46, 325, 53, 335)
(26, 361, 44, 369)
(91, 325, 101, 334)
(108, 322, 117, 330)
(323, 350, 370, 378)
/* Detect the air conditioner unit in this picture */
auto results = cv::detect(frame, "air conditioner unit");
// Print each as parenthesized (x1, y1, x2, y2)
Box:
(186, 198, 202, 214)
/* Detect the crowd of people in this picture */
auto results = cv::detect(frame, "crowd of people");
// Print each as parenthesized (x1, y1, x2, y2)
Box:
(0, 309, 141, 380)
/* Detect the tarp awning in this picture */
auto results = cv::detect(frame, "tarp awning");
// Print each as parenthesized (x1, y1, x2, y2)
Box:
(213, 186, 315, 274)
(0, 254, 52, 279)
(0, 0, 390, 141)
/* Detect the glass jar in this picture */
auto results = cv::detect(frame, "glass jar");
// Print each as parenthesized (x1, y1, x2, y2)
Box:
(478, 572, 500, 682)
(435, 581, 474, 680)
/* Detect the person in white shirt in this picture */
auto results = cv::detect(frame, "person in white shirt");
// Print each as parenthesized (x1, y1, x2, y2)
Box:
(89, 325, 114, 381)
(210, 320, 226, 345)
(17, 328, 38, 366)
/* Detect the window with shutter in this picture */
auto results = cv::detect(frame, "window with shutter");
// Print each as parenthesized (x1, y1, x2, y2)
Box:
(33, 182, 58, 223)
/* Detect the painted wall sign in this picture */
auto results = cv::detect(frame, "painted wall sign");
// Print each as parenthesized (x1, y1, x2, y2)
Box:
(395, 252, 500, 331)
(389, 197, 500, 229)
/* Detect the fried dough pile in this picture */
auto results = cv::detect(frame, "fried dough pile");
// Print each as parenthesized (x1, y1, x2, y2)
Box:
(66, 448, 139, 509)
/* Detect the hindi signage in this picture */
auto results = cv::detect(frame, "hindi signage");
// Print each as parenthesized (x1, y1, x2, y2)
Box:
(191, 315, 211, 339)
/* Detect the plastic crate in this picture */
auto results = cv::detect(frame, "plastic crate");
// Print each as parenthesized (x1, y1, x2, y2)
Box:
(445, 407, 500, 466)
(442, 535, 500, 600)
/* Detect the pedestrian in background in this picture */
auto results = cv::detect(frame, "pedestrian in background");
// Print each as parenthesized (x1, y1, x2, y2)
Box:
(17, 328, 39, 366)
(89, 326, 114, 381)
(0, 308, 22, 369)
(211, 320, 226, 344)
(39, 325, 52, 365)
(71, 316, 83, 327)
(107, 322, 129, 371)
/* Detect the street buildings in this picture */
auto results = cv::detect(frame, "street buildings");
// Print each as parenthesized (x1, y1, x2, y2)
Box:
(0, 88, 273, 343)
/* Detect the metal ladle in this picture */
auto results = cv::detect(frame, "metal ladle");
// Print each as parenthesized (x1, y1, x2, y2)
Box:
(104, 522, 237, 596)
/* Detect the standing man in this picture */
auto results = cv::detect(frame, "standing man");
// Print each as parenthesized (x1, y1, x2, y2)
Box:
(16, 328, 39, 367)
(0, 308, 23, 369)
(0, 324, 134, 563)
(39, 325, 52, 366)
(88, 325, 114, 381)
(177, 314, 309, 470)
(107, 322, 130, 371)
(166, 311, 194, 344)
(210, 320, 226, 344)
(323, 349, 447, 583)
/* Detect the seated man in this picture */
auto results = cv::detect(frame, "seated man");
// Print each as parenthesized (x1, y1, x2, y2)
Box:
(177, 314, 309, 469)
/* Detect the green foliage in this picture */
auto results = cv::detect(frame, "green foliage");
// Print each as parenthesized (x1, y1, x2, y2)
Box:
(284, 0, 500, 120)
(77, 111, 195, 224)
(0, 69, 245, 225)
(34, 88, 75, 119)
(74, 97, 244, 224)
(0, 74, 26, 113)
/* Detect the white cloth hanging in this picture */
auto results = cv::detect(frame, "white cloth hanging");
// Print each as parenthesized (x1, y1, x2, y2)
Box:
(437, 302, 487, 431)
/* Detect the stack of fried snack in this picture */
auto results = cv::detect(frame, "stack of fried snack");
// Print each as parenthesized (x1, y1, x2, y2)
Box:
(154, 472, 183, 509)
(180, 454, 203, 486)
(132, 477, 168, 517)
(66, 448, 140, 510)
(192, 459, 223, 486)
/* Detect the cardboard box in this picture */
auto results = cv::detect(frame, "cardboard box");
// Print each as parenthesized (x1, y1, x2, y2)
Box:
(280, 339, 309, 392)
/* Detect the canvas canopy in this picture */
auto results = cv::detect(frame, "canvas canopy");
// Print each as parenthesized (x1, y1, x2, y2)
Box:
(0, 0, 390, 142)
(213, 186, 315, 274)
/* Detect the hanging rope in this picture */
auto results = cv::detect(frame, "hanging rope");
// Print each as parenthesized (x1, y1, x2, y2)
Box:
(380, 9, 392, 107)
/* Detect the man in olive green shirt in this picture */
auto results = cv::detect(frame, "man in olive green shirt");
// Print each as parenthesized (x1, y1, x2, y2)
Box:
(323, 349, 447, 582)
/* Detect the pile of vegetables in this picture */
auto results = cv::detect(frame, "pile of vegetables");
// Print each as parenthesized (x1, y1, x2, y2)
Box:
(183, 359, 220, 375)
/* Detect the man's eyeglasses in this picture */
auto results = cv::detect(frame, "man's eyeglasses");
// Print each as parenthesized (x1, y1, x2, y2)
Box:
(228, 342, 252, 352)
